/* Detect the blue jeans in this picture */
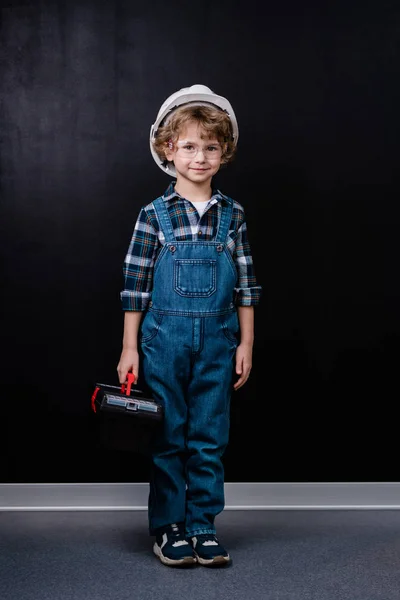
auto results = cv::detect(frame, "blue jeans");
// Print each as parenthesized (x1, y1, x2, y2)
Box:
(142, 310, 238, 536)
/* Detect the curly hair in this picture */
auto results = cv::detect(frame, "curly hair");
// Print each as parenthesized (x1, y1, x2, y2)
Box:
(152, 104, 236, 166)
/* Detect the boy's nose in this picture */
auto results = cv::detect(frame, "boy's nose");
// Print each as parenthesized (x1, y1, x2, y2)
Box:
(194, 149, 206, 162)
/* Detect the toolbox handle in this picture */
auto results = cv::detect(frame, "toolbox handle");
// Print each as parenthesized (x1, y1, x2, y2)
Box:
(121, 372, 136, 397)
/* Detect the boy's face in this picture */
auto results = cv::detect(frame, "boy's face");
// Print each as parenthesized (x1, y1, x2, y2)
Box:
(165, 122, 223, 186)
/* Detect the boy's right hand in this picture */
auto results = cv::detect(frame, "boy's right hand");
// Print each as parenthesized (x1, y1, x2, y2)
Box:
(117, 348, 139, 385)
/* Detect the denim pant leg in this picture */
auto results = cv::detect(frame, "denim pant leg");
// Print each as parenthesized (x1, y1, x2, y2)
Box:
(185, 315, 237, 537)
(141, 314, 192, 534)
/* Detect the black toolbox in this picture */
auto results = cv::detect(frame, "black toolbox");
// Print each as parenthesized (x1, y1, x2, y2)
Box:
(91, 373, 163, 454)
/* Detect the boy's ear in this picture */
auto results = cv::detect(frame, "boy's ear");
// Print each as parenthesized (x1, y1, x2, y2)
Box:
(164, 148, 174, 162)
(221, 142, 229, 163)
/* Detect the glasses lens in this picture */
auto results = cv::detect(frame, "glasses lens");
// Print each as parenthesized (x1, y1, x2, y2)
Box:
(176, 143, 222, 159)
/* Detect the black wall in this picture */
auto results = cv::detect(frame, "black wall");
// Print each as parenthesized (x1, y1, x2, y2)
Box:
(2, 0, 399, 483)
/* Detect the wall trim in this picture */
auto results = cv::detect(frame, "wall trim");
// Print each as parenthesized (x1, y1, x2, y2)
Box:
(1, 482, 400, 510)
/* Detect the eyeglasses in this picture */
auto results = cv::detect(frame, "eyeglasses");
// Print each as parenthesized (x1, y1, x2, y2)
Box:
(174, 141, 223, 160)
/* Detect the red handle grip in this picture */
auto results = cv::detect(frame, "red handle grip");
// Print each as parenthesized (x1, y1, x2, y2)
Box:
(121, 372, 136, 396)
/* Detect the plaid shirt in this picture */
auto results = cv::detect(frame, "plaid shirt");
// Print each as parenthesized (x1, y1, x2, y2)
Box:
(121, 182, 262, 311)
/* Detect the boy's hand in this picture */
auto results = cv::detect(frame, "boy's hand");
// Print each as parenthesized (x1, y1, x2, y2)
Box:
(117, 348, 139, 385)
(234, 343, 252, 391)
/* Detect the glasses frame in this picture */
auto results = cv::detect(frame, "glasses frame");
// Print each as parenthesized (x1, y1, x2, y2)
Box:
(173, 140, 224, 161)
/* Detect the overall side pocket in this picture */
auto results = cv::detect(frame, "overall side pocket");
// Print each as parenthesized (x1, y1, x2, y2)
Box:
(140, 311, 163, 343)
(222, 311, 239, 343)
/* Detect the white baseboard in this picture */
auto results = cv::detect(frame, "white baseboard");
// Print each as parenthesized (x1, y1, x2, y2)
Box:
(1, 482, 400, 510)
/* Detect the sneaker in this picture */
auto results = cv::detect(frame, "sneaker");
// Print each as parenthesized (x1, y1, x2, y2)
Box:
(153, 523, 197, 567)
(191, 534, 231, 566)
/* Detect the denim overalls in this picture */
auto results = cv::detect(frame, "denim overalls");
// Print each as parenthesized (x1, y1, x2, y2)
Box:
(140, 196, 239, 537)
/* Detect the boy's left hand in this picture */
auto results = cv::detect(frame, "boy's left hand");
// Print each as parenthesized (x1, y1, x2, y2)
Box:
(234, 343, 253, 391)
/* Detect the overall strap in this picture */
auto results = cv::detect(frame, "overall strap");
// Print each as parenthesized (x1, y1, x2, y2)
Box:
(152, 197, 175, 242)
(215, 199, 234, 243)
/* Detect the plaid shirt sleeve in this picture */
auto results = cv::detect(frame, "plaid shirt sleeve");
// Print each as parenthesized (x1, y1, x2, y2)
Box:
(120, 206, 159, 311)
(233, 212, 262, 307)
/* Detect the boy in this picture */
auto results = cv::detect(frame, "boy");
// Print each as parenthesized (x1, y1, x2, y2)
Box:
(117, 85, 261, 567)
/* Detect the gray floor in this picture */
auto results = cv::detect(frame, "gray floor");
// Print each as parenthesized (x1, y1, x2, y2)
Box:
(1, 509, 400, 600)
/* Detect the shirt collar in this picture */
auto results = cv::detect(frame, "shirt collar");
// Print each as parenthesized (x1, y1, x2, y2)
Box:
(162, 180, 231, 205)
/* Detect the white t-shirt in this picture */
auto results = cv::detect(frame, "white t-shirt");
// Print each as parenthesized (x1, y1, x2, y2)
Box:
(190, 201, 209, 219)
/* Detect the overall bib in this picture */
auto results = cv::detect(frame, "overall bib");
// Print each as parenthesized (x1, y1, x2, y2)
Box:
(141, 196, 239, 537)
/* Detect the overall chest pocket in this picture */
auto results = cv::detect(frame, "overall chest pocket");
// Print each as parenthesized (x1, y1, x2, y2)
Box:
(174, 259, 216, 297)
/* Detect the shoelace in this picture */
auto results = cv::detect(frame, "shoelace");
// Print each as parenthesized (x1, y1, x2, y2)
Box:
(169, 523, 189, 547)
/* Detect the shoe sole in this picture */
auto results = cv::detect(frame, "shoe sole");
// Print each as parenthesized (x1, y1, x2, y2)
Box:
(153, 543, 197, 567)
(195, 552, 231, 567)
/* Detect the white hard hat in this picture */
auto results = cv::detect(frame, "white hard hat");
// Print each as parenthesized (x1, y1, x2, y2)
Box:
(149, 84, 239, 176)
